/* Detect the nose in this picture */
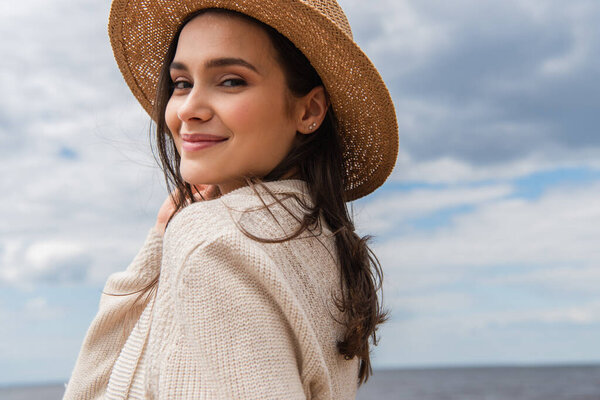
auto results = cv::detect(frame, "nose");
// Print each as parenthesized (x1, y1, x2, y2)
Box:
(176, 89, 214, 123)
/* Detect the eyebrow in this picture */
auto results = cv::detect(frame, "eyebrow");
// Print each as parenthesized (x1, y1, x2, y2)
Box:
(169, 57, 260, 74)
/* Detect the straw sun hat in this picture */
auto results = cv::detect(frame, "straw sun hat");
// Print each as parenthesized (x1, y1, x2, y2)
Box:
(108, 0, 398, 201)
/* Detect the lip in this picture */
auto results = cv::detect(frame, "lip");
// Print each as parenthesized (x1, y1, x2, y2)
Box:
(180, 133, 228, 152)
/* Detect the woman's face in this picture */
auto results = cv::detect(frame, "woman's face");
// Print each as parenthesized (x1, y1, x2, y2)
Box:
(165, 13, 301, 195)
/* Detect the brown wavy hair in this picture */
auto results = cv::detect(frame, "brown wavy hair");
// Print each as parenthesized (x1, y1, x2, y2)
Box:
(151, 8, 387, 384)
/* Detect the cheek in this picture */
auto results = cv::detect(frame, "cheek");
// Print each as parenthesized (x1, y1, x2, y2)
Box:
(223, 95, 266, 128)
(233, 105, 253, 125)
(165, 100, 179, 133)
(228, 96, 291, 143)
(164, 100, 182, 152)
(237, 102, 297, 164)
(231, 97, 291, 145)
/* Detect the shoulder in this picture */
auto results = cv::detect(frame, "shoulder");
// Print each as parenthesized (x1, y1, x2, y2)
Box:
(161, 179, 338, 292)
(163, 179, 314, 252)
(163, 180, 322, 309)
(161, 179, 340, 298)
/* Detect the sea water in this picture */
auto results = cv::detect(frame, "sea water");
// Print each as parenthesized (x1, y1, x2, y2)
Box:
(357, 365, 600, 400)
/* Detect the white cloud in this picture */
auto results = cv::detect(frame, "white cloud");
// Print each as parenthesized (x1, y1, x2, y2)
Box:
(409, 301, 600, 329)
(25, 240, 86, 272)
(355, 183, 512, 233)
(342, 0, 450, 74)
(485, 266, 600, 294)
(392, 151, 600, 184)
(373, 181, 600, 288)
(540, 24, 589, 76)
(519, 0, 599, 76)
(1, 238, 89, 285)
(373, 301, 600, 368)
(390, 292, 474, 315)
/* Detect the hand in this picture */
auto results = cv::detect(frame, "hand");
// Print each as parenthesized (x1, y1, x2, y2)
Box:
(154, 185, 219, 236)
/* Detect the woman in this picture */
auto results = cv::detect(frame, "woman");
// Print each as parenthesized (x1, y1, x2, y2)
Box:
(64, 0, 398, 398)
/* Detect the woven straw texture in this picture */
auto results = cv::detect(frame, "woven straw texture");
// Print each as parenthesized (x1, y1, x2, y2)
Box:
(109, 0, 398, 201)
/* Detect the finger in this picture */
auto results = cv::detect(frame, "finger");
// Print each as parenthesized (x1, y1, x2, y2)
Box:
(191, 184, 218, 201)
(203, 185, 219, 199)
(190, 185, 205, 201)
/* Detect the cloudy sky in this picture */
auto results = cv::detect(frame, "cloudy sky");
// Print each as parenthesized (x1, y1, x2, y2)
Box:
(1, 0, 599, 385)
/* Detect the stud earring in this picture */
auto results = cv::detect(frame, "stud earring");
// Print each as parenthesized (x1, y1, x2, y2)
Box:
(309, 122, 317, 130)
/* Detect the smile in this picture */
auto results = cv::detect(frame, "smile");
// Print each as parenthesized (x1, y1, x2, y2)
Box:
(181, 133, 228, 152)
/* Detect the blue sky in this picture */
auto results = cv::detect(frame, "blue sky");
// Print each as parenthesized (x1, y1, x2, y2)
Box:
(1, 0, 600, 385)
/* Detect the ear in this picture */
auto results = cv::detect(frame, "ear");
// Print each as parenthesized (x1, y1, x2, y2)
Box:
(295, 86, 329, 134)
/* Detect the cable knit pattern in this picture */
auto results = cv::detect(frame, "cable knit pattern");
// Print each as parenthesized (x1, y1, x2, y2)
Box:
(64, 179, 359, 399)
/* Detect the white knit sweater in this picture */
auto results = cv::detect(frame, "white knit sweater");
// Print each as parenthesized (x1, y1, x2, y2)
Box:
(63, 180, 359, 399)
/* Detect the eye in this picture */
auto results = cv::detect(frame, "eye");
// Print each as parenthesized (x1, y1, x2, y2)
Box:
(221, 78, 247, 88)
(171, 79, 192, 90)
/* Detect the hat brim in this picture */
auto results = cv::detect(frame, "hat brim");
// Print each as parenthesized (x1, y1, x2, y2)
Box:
(109, 0, 398, 201)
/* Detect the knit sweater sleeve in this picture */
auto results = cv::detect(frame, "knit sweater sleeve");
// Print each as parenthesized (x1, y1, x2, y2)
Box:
(174, 234, 316, 399)
(63, 227, 163, 400)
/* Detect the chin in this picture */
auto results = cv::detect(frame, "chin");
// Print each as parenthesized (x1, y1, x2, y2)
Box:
(179, 166, 208, 186)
